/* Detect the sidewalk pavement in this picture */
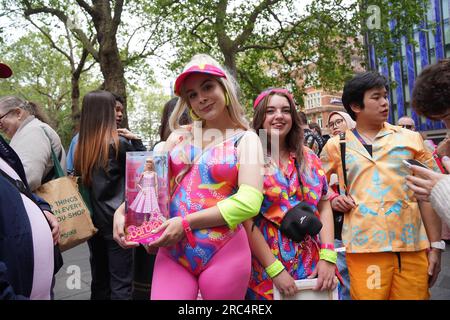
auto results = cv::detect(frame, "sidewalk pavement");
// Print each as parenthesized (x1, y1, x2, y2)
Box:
(54, 242, 450, 300)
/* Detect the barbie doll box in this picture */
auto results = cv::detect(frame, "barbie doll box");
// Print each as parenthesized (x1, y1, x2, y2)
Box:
(125, 151, 169, 244)
(273, 278, 339, 300)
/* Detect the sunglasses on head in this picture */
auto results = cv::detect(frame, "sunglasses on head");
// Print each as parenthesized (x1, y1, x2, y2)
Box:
(400, 124, 414, 129)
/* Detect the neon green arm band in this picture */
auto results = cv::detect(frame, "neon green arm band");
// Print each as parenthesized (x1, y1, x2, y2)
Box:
(265, 259, 285, 278)
(217, 184, 264, 229)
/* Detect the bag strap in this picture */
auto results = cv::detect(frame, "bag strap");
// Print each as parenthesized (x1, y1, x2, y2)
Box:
(0, 167, 38, 206)
(41, 127, 65, 178)
(294, 158, 306, 200)
(339, 132, 348, 195)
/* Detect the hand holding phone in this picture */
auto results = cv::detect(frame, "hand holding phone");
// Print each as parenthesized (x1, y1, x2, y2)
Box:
(402, 159, 429, 169)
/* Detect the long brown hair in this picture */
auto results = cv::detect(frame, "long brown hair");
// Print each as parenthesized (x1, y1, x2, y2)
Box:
(252, 91, 306, 172)
(74, 90, 119, 186)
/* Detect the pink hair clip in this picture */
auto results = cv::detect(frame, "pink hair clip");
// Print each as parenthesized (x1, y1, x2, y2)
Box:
(253, 88, 295, 109)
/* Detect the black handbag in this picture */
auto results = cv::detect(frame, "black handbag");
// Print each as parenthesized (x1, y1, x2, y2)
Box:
(280, 202, 323, 242)
(278, 160, 323, 242)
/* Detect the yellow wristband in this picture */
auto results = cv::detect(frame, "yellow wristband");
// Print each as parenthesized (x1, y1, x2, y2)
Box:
(319, 248, 337, 264)
(265, 259, 285, 278)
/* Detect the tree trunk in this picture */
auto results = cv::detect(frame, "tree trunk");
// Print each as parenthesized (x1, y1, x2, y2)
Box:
(92, 2, 128, 128)
(98, 33, 128, 128)
(71, 75, 80, 126)
(223, 50, 237, 79)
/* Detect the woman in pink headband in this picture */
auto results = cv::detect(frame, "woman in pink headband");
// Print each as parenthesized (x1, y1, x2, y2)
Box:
(245, 88, 338, 300)
(113, 54, 264, 300)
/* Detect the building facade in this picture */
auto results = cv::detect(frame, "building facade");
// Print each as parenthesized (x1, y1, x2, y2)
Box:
(303, 87, 346, 135)
(367, 0, 449, 140)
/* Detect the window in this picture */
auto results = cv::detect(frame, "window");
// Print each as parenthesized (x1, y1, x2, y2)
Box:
(306, 92, 321, 109)
(443, 0, 450, 57)
(428, 2, 437, 64)
(414, 31, 423, 74)
(404, 83, 410, 103)
(401, 37, 408, 83)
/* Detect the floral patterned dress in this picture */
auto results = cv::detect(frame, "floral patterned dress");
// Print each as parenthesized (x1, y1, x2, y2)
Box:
(247, 148, 329, 300)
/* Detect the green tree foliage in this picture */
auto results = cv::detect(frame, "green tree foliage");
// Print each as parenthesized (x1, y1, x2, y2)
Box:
(128, 88, 171, 147)
(0, 0, 431, 140)
(146, 0, 429, 108)
(146, 0, 362, 107)
(0, 0, 172, 131)
(0, 32, 101, 147)
(361, 0, 430, 66)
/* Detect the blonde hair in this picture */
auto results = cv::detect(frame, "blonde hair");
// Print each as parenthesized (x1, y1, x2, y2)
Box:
(145, 157, 155, 171)
(169, 54, 249, 132)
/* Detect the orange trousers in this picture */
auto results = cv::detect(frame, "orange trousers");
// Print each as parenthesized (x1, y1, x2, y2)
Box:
(346, 250, 430, 300)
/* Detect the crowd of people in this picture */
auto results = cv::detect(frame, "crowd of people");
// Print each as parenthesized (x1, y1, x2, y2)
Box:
(1, 55, 449, 300)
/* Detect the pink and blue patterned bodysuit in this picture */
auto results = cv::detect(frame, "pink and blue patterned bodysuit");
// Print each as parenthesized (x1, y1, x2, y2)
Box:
(162, 131, 245, 275)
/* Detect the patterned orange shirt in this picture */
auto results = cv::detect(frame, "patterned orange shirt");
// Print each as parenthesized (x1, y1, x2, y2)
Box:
(320, 122, 438, 253)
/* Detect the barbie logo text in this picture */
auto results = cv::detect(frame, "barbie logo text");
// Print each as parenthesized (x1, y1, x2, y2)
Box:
(126, 220, 164, 243)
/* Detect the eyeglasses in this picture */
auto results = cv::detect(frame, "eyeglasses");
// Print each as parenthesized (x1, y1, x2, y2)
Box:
(400, 124, 414, 130)
(0, 110, 13, 121)
(327, 118, 344, 128)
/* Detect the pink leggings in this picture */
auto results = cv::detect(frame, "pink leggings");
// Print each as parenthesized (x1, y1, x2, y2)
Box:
(151, 227, 251, 300)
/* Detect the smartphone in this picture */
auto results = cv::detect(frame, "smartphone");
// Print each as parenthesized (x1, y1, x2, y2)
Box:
(402, 159, 429, 169)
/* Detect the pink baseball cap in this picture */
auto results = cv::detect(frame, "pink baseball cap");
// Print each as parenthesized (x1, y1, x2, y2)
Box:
(174, 64, 227, 96)
(253, 88, 295, 109)
(0, 62, 12, 78)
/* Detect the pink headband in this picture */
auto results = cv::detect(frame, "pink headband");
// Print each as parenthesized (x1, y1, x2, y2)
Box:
(174, 64, 227, 96)
(253, 88, 295, 109)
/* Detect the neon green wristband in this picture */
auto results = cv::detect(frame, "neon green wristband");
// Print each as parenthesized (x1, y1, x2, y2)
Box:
(265, 259, 285, 278)
(319, 248, 337, 264)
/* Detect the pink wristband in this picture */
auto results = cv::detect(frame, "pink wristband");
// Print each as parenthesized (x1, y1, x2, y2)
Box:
(320, 243, 335, 250)
(182, 218, 196, 248)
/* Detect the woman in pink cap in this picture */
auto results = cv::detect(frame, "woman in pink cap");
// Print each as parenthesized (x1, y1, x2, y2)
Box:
(113, 54, 264, 299)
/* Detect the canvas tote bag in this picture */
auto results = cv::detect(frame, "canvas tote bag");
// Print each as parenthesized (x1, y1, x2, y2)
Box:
(35, 138, 97, 251)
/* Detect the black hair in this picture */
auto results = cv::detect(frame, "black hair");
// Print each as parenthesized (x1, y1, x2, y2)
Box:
(298, 111, 308, 125)
(309, 122, 322, 136)
(342, 71, 389, 120)
(159, 97, 190, 141)
(412, 59, 450, 118)
(111, 92, 125, 105)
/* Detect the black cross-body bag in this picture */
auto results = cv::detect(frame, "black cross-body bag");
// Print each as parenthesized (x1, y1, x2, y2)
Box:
(278, 159, 323, 242)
